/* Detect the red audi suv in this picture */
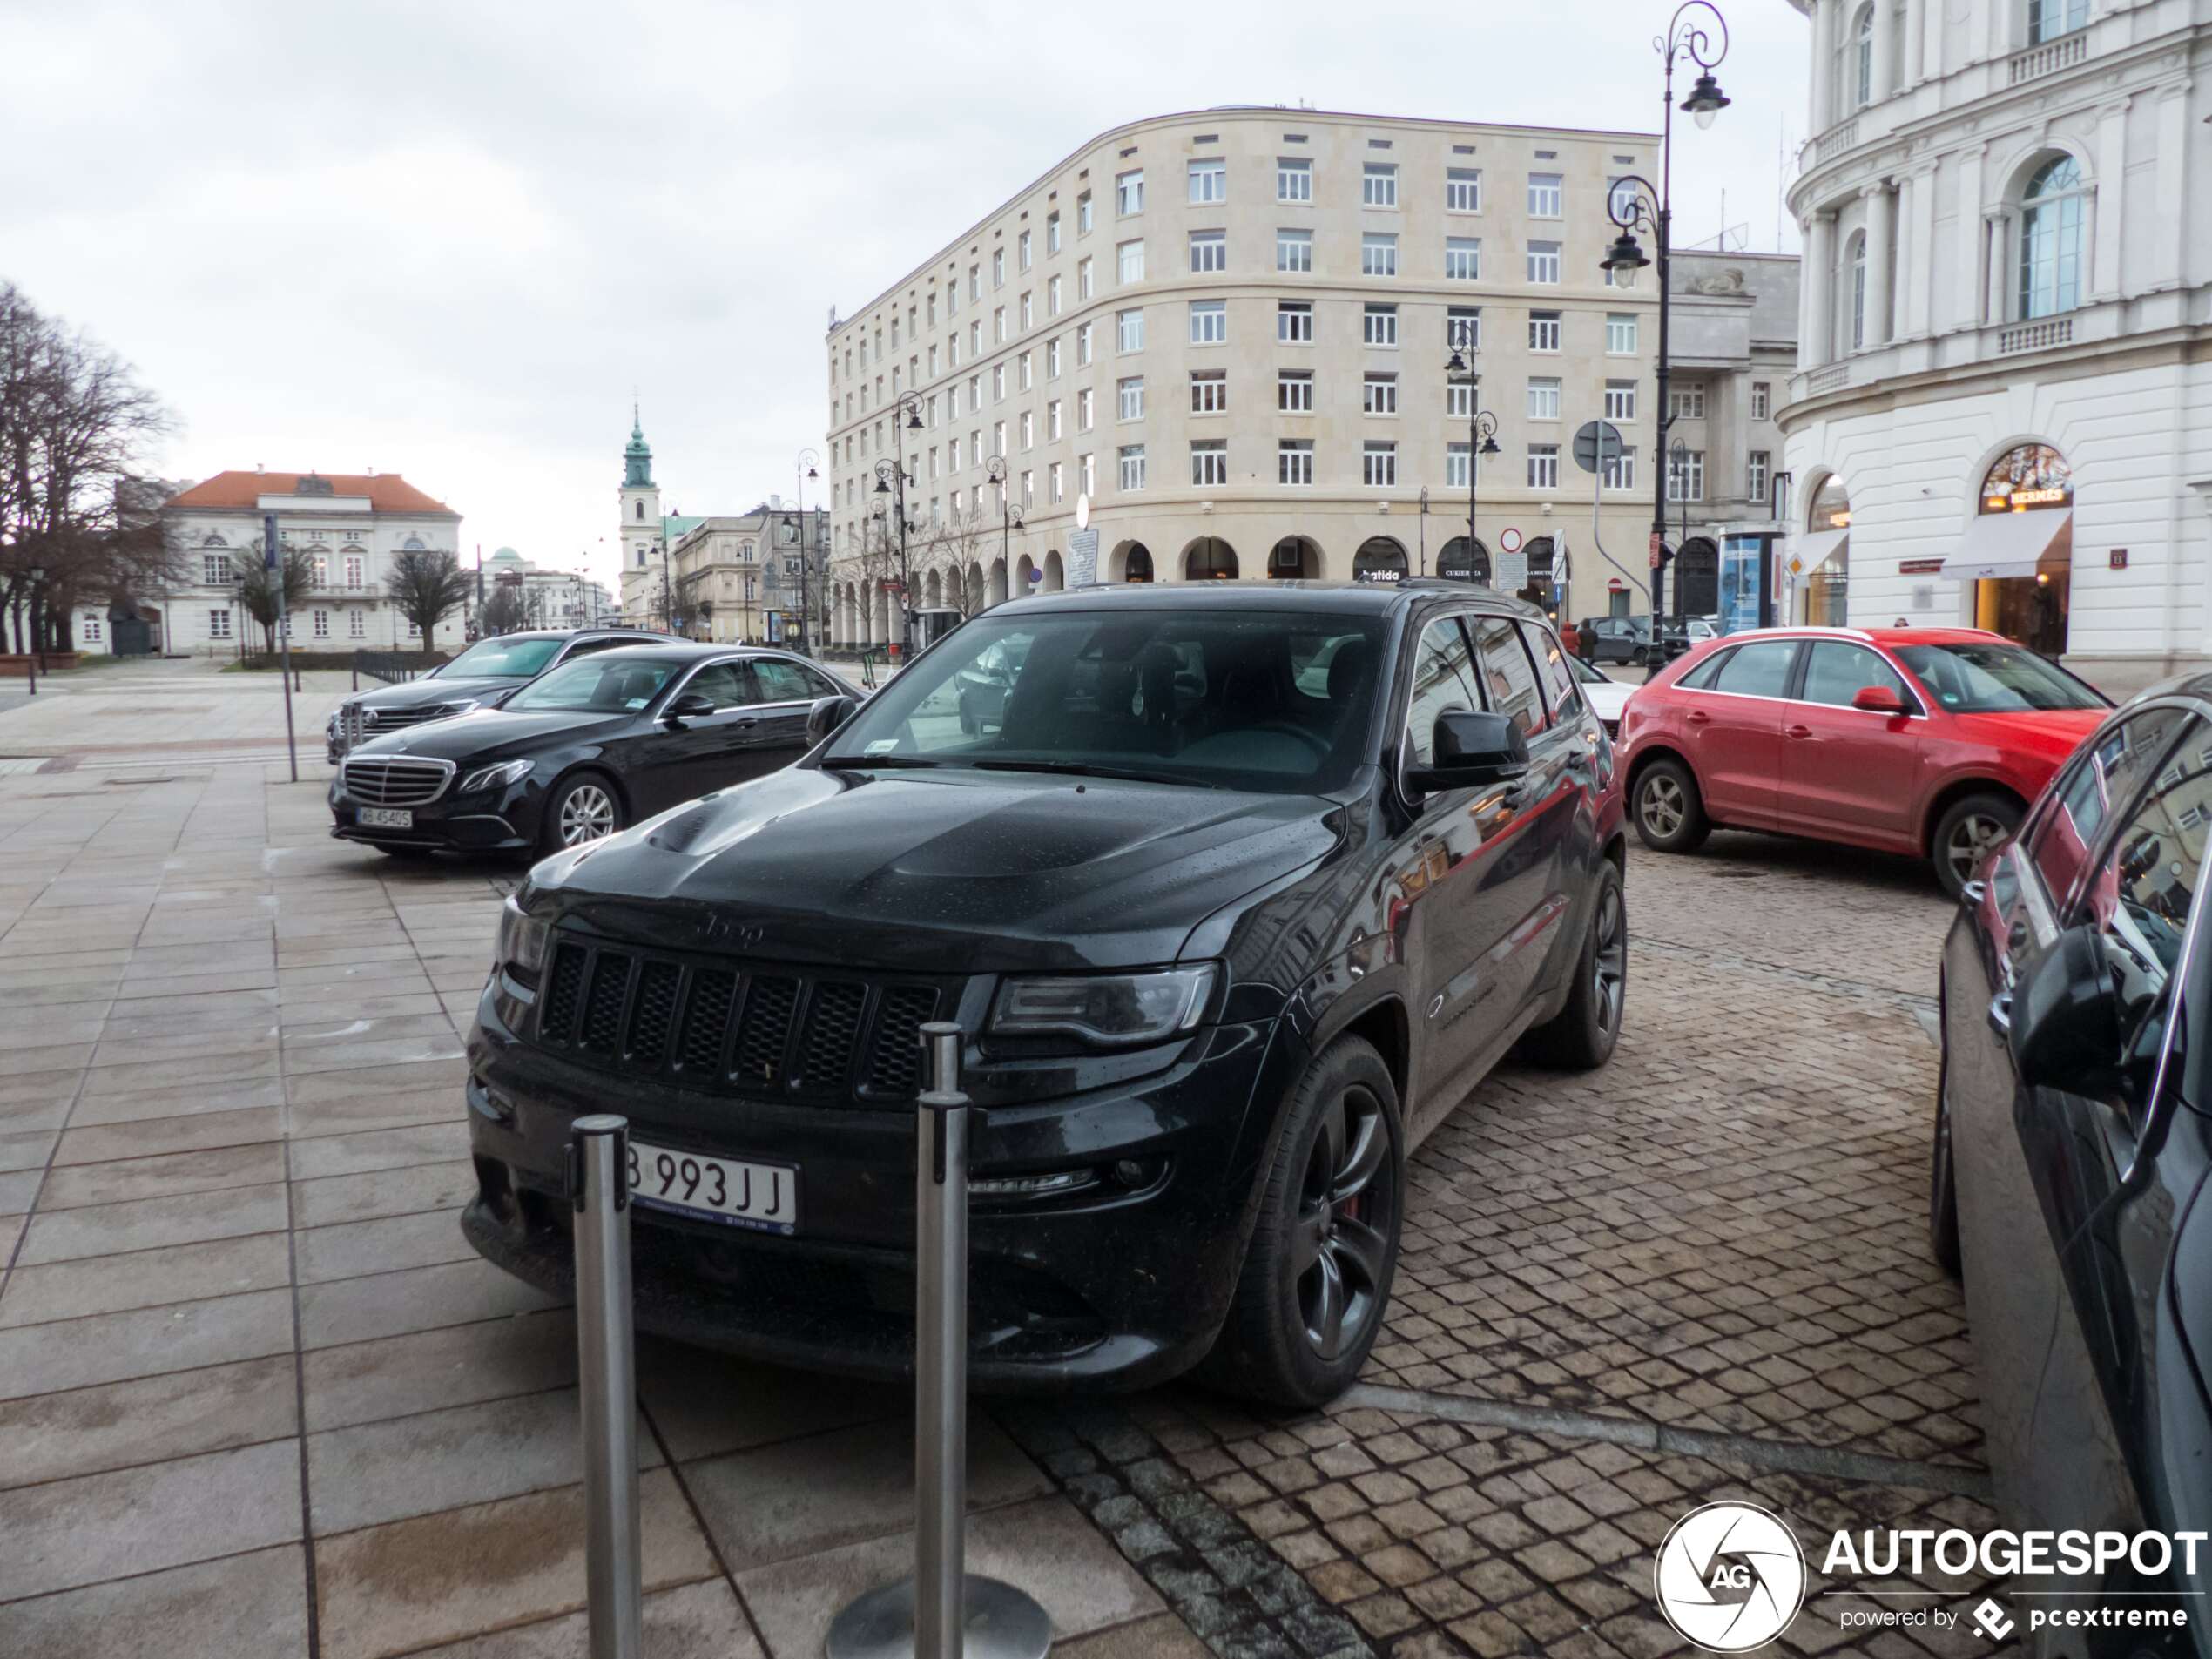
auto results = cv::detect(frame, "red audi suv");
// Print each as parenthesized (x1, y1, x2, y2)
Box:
(1615, 626, 2109, 894)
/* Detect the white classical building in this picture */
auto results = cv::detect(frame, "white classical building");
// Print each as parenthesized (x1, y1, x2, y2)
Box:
(481, 547, 611, 631)
(1779, 0, 2211, 691)
(145, 470, 465, 656)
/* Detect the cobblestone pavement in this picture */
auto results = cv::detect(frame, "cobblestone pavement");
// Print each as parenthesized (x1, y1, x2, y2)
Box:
(0, 756, 2007, 1658)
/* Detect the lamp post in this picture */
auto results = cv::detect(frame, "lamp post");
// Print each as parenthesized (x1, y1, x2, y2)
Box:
(1600, 0, 1730, 679)
(794, 448, 819, 657)
(1443, 347, 1502, 582)
(982, 455, 1022, 583)
(23, 562, 44, 696)
(873, 394, 923, 656)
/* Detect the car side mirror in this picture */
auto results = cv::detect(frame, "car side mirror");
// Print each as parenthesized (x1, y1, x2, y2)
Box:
(1852, 685, 1908, 715)
(806, 694, 858, 745)
(2008, 923, 2121, 1096)
(661, 691, 715, 725)
(1406, 709, 1530, 795)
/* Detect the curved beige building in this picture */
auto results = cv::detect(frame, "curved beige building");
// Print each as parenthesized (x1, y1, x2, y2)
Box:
(822, 105, 1666, 645)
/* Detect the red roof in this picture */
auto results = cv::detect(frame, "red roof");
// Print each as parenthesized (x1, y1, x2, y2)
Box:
(165, 471, 455, 514)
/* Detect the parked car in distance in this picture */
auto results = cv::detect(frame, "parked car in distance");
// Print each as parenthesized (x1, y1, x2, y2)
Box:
(1934, 683, 2209, 1642)
(1572, 655, 1633, 736)
(329, 644, 859, 859)
(462, 580, 1627, 1406)
(1617, 625, 2109, 895)
(1575, 616, 1656, 665)
(326, 627, 664, 761)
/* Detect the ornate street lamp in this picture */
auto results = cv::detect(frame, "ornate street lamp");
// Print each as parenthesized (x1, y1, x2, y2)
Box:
(794, 448, 820, 656)
(873, 395, 925, 656)
(24, 561, 45, 696)
(1444, 348, 1502, 582)
(982, 455, 1022, 579)
(1601, 0, 1730, 678)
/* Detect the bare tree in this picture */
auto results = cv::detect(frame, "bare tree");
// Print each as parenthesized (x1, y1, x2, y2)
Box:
(921, 505, 993, 617)
(384, 548, 473, 649)
(479, 583, 526, 636)
(233, 549, 315, 653)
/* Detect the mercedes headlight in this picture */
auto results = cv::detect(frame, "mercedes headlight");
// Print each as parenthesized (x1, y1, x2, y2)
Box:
(460, 758, 534, 794)
(988, 965, 1218, 1047)
(497, 893, 551, 976)
(431, 698, 482, 718)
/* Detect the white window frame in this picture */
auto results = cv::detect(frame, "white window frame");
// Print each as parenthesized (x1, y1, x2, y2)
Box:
(1117, 239, 1144, 285)
(1189, 299, 1227, 346)
(1527, 172, 1563, 217)
(1278, 370, 1314, 413)
(1278, 301, 1313, 344)
(1362, 374, 1399, 416)
(1528, 445, 1561, 489)
(1116, 169, 1144, 215)
(1278, 440, 1314, 486)
(1276, 228, 1312, 273)
(1445, 238, 1480, 281)
(1447, 168, 1482, 212)
(1191, 440, 1229, 487)
(1189, 230, 1226, 274)
(1604, 380, 1636, 421)
(1116, 307, 1144, 353)
(1277, 157, 1312, 202)
(1361, 233, 1399, 279)
(1667, 449, 1707, 502)
(1119, 443, 1147, 490)
(1116, 374, 1144, 421)
(1188, 158, 1225, 204)
(1527, 377, 1561, 421)
(1606, 312, 1638, 354)
(1363, 304, 1399, 347)
(1529, 311, 1561, 352)
(1362, 163, 1399, 207)
(1527, 241, 1562, 284)
(1190, 369, 1228, 415)
(1361, 442, 1398, 488)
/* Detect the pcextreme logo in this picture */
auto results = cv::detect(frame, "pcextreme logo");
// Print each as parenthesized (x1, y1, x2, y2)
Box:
(1653, 1501, 1809, 1653)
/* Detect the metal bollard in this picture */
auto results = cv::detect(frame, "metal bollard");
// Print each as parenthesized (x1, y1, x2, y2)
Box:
(826, 1025, 1051, 1659)
(571, 1115, 642, 1659)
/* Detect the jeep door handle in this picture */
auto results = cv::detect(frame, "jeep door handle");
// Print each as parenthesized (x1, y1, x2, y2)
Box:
(1785, 724, 1812, 739)
(1987, 992, 2013, 1035)
(1685, 710, 1711, 726)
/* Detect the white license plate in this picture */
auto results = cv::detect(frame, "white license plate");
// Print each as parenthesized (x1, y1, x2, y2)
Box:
(359, 807, 414, 829)
(627, 1137, 799, 1236)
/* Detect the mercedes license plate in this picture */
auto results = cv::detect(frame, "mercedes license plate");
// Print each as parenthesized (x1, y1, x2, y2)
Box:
(627, 1138, 799, 1236)
(358, 807, 414, 829)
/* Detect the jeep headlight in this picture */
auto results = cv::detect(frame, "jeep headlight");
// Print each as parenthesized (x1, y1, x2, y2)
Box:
(459, 759, 534, 794)
(988, 964, 1217, 1047)
(497, 893, 551, 976)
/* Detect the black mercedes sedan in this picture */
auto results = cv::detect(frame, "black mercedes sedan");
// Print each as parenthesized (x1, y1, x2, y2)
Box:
(325, 627, 664, 762)
(461, 581, 1627, 1406)
(1937, 678, 2210, 1650)
(329, 644, 860, 859)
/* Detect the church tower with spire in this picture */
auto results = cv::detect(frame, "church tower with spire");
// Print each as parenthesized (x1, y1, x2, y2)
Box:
(617, 403, 663, 624)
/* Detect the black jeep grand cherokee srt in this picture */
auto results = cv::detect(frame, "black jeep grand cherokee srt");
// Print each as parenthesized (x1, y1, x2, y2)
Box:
(463, 581, 1626, 1406)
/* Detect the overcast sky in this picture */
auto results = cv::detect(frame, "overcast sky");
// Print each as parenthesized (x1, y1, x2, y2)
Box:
(3, 0, 1808, 594)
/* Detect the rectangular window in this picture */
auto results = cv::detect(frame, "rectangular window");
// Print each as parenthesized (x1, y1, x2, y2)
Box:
(1527, 240, 1561, 283)
(1191, 440, 1229, 486)
(1050, 461, 1064, 502)
(1278, 440, 1314, 485)
(1048, 274, 1062, 316)
(1362, 163, 1399, 207)
(1527, 172, 1562, 217)
(992, 248, 1005, 287)
(1527, 376, 1561, 420)
(1447, 380, 1475, 419)
(1362, 374, 1399, 415)
(1117, 377, 1143, 420)
(1117, 239, 1143, 284)
(1669, 383, 1706, 419)
(1081, 453, 1095, 496)
(1445, 238, 1480, 280)
(1278, 370, 1313, 412)
(1361, 233, 1398, 278)
(1020, 411, 1033, 449)
(1363, 303, 1398, 347)
(1362, 442, 1398, 487)
(929, 344, 940, 376)
(1048, 400, 1062, 440)
(1750, 381, 1770, 421)
(1022, 469, 1035, 506)
(992, 363, 1005, 401)
(1604, 379, 1636, 421)
(1447, 167, 1481, 212)
(1276, 228, 1312, 273)
(1190, 369, 1228, 414)
(1278, 301, 1313, 344)
(1047, 337, 1061, 378)
(1119, 443, 1147, 490)
(344, 554, 363, 587)
(1667, 449, 1706, 501)
(1076, 387, 1094, 431)
(312, 610, 328, 639)
(201, 552, 228, 585)
(1277, 157, 1312, 201)
(971, 320, 981, 354)
(968, 266, 981, 301)
(1527, 444, 1561, 489)
(1606, 312, 1638, 354)
(1748, 449, 1771, 505)
(1188, 158, 1225, 203)
(1077, 192, 1093, 234)
(1447, 442, 1472, 489)
(968, 374, 981, 412)
(1018, 351, 1033, 390)
(348, 610, 365, 639)
(1189, 299, 1226, 345)
(1529, 310, 1561, 352)
(1189, 230, 1226, 274)
(208, 608, 232, 638)
(1078, 257, 1094, 300)
(970, 430, 983, 468)
(1116, 169, 1143, 214)
(1047, 212, 1062, 253)
(1116, 307, 1144, 352)
(1447, 307, 1481, 351)
(1603, 448, 1636, 490)
(1019, 229, 1032, 271)
(1076, 322, 1093, 366)
(309, 554, 328, 587)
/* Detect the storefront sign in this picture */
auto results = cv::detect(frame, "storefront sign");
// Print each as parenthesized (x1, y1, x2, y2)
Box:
(1898, 558, 1945, 576)
(2110, 549, 2128, 570)
(1986, 487, 2069, 512)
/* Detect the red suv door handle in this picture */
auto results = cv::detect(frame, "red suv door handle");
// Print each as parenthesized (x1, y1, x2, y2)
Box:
(1685, 710, 1711, 726)
(1785, 724, 1812, 739)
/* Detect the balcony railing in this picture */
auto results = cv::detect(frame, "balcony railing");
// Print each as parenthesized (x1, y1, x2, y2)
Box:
(1806, 363, 1852, 395)
(2008, 30, 2087, 85)
(1998, 318, 2073, 354)
(1814, 117, 1859, 163)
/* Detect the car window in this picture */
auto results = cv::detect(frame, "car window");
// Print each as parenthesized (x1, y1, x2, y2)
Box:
(2071, 715, 2212, 1076)
(1528, 624, 1581, 717)
(1894, 642, 2106, 712)
(684, 663, 751, 709)
(1572, 655, 1607, 685)
(750, 658, 832, 704)
(2030, 709, 2189, 910)
(562, 637, 638, 662)
(1406, 617, 1481, 768)
(1800, 642, 1912, 711)
(506, 657, 681, 712)
(1710, 640, 1797, 698)
(1677, 649, 1728, 691)
(440, 637, 562, 678)
(1471, 617, 1548, 736)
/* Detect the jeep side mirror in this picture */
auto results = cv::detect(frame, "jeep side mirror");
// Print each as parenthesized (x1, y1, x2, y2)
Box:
(806, 694, 858, 745)
(1406, 709, 1530, 795)
(661, 691, 715, 725)
(2008, 923, 2121, 1096)
(1852, 684, 1908, 715)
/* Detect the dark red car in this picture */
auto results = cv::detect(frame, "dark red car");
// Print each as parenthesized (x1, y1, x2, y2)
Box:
(1615, 626, 2109, 894)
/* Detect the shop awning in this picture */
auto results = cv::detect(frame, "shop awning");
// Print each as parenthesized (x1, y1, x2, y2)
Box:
(1947, 509, 2073, 582)
(1792, 529, 1849, 577)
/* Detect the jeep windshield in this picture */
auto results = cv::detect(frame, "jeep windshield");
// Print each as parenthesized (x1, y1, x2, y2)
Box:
(826, 610, 1386, 794)
(438, 636, 563, 679)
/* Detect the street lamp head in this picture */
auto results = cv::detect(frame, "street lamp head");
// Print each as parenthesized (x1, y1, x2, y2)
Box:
(1479, 436, 1501, 456)
(1682, 71, 1730, 127)
(1444, 348, 1469, 375)
(806, 465, 819, 481)
(1602, 230, 1651, 273)
(906, 410, 922, 431)
(873, 475, 891, 496)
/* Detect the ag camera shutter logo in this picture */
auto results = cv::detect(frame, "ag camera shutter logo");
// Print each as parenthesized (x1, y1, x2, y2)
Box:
(1654, 1501, 1808, 1652)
